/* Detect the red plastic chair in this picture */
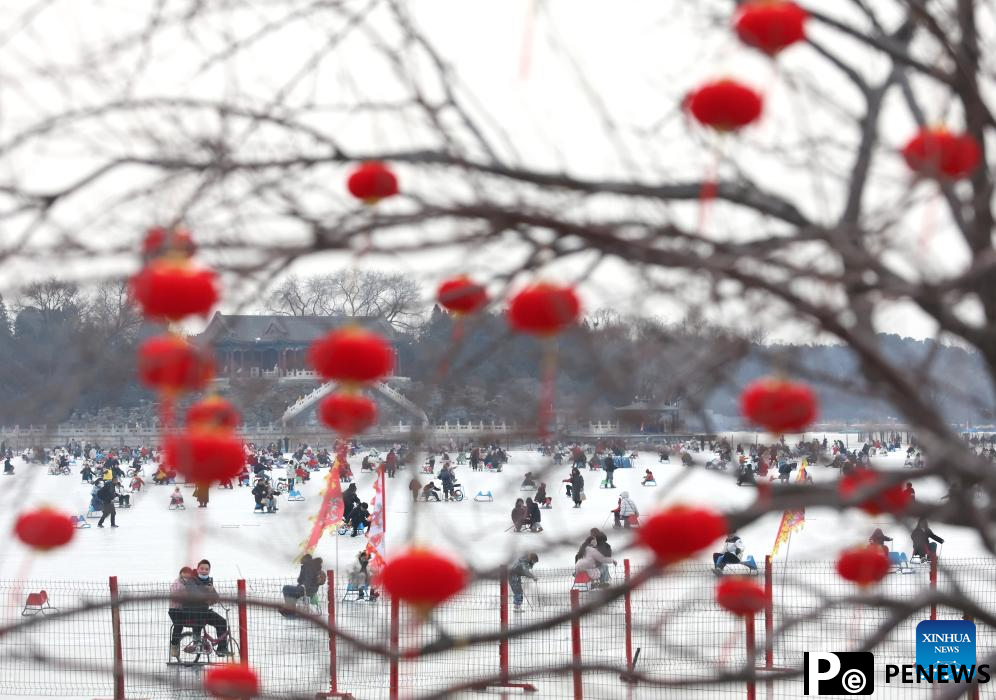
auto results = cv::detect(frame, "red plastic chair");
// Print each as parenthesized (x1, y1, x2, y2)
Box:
(21, 590, 57, 616)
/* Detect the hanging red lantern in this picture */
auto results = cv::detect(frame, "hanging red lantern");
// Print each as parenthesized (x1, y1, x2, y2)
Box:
(902, 128, 981, 180)
(836, 546, 890, 586)
(437, 276, 489, 315)
(347, 161, 399, 204)
(637, 506, 727, 564)
(130, 259, 219, 322)
(186, 396, 241, 433)
(686, 80, 764, 132)
(318, 393, 378, 436)
(14, 508, 75, 551)
(142, 226, 196, 260)
(507, 283, 581, 336)
(204, 664, 259, 699)
(380, 548, 467, 612)
(734, 1, 808, 56)
(308, 327, 395, 384)
(138, 336, 215, 394)
(739, 378, 818, 433)
(715, 578, 767, 616)
(839, 469, 910, 515)
(165, 430, 245, 485)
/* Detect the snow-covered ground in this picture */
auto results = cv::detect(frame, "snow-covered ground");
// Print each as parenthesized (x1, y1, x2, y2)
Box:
(1, 436, 993, 699)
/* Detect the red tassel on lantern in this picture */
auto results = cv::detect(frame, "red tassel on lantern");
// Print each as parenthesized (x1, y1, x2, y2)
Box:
(734, 1, 808, 56)
(637, 506, 727, 564)
(14, 508, 76, 551)
(318, 393, 377, 436)
(204, 664, 260, 698)
(739, 378, 818, 433)
(380, 549, 467, 614)
(186, 396, 241, 433)
(902, 128, 981, 180)
(836, 546, 890, 586)
(347, 162, 399, 204)
(130, 259, 219, 322)
(142, 226, 196, 260)
(308, 327, 394, 385)
(686, 80, 764, 132)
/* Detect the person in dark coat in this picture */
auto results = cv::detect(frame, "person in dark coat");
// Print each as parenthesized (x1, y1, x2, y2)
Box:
(526, 497, 542, 532)
(511, 498, 527, 532)
(342, 483, 359, 521)
(570, 469, 584, 508)
(535, 482, 548, 506)
(193, 483, 210, 508)
(349, 502, 370, 537)
(386, 449, 398, 478)
(911, 518, 944, 560)
(439, 465, 456, 501)
(408, 478, 421, 503)
(509, 553, 538, 611)
(189, 560, 231, 654)
(97, 479, 118, 527)
(281, 554, 326, 615)
(603, 454, 616, 487)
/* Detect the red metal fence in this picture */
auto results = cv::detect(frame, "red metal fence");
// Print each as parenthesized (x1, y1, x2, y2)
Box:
(0, 558, 991, 698)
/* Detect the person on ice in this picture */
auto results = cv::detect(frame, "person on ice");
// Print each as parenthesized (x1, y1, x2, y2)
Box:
(869, 528, 892, 556)
(348, 550, 380, 600)
(421, 481, 441, 502)
(280, 554, 326, 616)
(511, 498, 527, 532)
(439, 464, 456, 501)
(170, 487, 184, 508)
(641, 469, 655, 486)
(912, 518, 944, 560)
(342, 483, 359, 521)
(535, 482, 549, 507)
(613, 491, 639, 528)
(576, 533, 616, 587)
(509, 553, 539, 612)
(526, 497, 542, 532)
(349, 502, 370, 537)
(713, 533, 744, 571)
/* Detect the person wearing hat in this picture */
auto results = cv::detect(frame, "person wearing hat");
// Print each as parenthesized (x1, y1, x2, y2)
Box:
(509, 553, 539, 612)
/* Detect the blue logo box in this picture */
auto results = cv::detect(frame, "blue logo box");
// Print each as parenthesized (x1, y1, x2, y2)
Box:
(916, 620, 976, 670)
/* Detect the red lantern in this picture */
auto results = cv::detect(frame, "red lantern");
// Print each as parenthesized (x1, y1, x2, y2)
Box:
(204, 664, 259, 699)
(186, 396, 241, 433)
(138, 335, 215, 394)
(14, 508, 75, 551)
(739, 378, 818, 433)
(734, 1, 807, 56)
(437, 276, 488, 315)
(308, 327, 395, 384)
(130, 259, 219, 321)
(715, 578, 767, 616)
(380, 549, 467, 611)
(637, 506, 727, 564)
(686, 80, 764, 132)
(318, 393, 378, 435)
(839, 469, 910, 515)
(902, 128, 981, 180)
(347, 161, 399, 204)
(507, 283, 581, 336)
(165, 431, 245, 485)
(836, 546, 890, 586)
(142, 226, 196, 260)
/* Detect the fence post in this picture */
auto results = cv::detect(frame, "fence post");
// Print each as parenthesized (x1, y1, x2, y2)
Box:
(764, 556, 773, 699)
(571, 589, 583, 700)
(237, 579, 249, 666)
(499, 565, 509, 683)
(328, 570, 337, 694)
(623, 559, 633, 674)
(389, 595, 400, 700)
(108, 576, 124, 700)
(929, 556, 938, 621)
(745, 613, 756, 700)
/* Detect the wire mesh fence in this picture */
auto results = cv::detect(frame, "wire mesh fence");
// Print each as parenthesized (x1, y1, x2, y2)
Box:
(0, 558, 993, 699)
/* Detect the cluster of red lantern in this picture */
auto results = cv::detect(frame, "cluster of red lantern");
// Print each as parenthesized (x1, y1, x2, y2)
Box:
(309, 326, 394, 436)
(130, 260, 218, 322)
(380, 548, 468, 614)
(838, 469, 910, 515)
(204, 664, 259, 698)
(437, 276, 489, 316)
(14, 508, 76, 551)
(347, 161, 399, 205)
(715, 577, 767, 616)
(137, 335, 215, 395)
(507, 283, 582, 336)
(902, 127, 981, 180)
(836, 546, 890, 586)
(740, 378, 818, 433)
(637, 506, 727, 564)
(186, 396, 241, 433)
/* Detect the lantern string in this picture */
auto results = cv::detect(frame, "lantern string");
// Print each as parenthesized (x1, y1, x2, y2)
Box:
(434, 315, 466, 382)
(519, 0, 540, 81)
(916, 187, 940, 261)
(537, 340, 559, 441)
